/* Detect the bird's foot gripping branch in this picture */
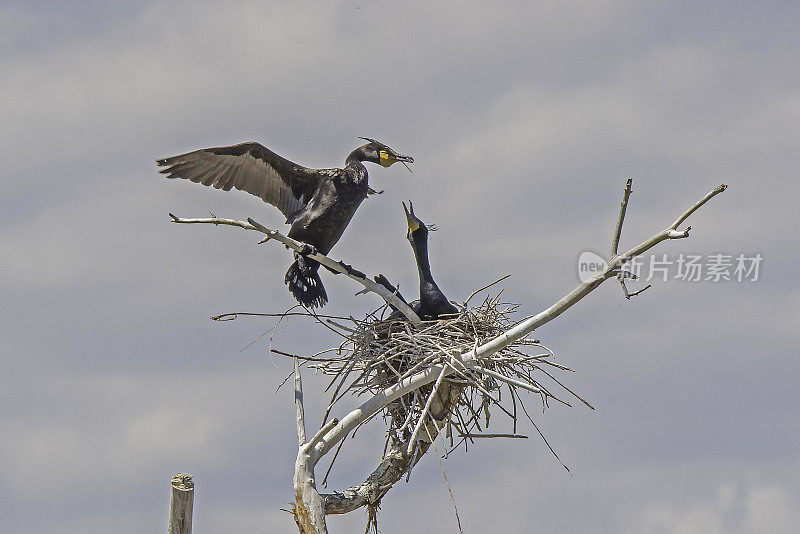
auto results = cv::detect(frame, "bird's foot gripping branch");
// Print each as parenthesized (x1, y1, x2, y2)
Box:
(167, 213, 422, 324)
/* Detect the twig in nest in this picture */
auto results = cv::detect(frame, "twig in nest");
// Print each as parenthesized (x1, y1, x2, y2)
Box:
(279, 292, 584, 462)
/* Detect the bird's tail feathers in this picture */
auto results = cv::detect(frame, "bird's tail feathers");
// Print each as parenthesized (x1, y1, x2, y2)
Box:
(285, 259, 328, 308)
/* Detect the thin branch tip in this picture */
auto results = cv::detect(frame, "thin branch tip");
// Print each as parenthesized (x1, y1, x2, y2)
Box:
(621, 280, 652, 299)
(670, 183, 727, 229)
(611, 179, 634, 258)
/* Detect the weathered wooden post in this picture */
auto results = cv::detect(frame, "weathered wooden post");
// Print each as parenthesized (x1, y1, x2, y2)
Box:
(168, 473, 194, 534)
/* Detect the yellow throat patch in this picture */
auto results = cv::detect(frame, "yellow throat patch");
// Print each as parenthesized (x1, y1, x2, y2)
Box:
(378, 150, 394, 167)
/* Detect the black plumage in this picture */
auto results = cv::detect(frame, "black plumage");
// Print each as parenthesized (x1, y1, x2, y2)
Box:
(157, 138, 412, 307)
(403, 201, 458, 319)
(378, 202, 457, 321)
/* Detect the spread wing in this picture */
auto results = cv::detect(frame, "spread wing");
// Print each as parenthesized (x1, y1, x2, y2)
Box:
(157, 142, 323, 219)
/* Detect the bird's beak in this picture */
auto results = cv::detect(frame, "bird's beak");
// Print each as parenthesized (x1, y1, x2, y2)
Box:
(403, 201, 420, 232)
(380, 150, 414, 172)
(393, 152, 414, 164)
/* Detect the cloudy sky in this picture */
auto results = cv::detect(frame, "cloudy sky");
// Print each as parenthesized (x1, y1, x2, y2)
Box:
(2, 1, 798, 532)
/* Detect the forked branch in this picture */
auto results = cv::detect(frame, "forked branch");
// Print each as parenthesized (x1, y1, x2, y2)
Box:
(310, 181, 727, 470)
(168, 213, 422, 324)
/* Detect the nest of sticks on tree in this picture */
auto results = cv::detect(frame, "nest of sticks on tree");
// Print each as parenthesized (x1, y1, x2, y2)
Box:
(291, 287, 592, 456)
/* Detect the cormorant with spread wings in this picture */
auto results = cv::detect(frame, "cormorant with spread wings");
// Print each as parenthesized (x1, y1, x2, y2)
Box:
(157, 138, 413, 307)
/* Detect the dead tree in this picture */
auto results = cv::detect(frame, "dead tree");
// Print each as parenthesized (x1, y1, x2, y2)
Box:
(170, 180, 726, 533)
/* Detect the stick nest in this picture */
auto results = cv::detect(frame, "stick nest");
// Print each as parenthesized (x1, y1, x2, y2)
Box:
(297, 290, 590, 453)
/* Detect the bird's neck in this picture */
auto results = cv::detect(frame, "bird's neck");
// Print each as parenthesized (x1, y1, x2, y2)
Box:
(411, 238, 435, 286)
(344, 150, 367, 183)
(412, 235, 456, 318)
(345, 147, 368, 169)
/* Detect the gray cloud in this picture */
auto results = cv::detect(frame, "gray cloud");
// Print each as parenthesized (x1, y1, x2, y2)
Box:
(2, 1, 797, 532)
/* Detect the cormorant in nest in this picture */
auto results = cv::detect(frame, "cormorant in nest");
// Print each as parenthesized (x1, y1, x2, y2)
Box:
(377, 201, 457, 321)
(375, 202, 459, 441)
(157, 138, 413, 307)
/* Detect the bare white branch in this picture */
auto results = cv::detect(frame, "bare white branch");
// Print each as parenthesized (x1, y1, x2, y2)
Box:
(309, 181, 726, 463)
(169, 213, 422, 324)
(407, 364, 449, 455)
(293, 450, 328, 534)
(611, 178, 633, 259)
(295, 357, 306, 447)
(671, 184, 727, 230)
(169, 212, 256, 231)
(307, 418, 339, 450)
(292, 357, 329, 533)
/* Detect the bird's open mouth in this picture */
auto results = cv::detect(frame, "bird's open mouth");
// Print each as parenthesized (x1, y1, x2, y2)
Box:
(393, 153, 414, 172)
(403, 201, 419, 231)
